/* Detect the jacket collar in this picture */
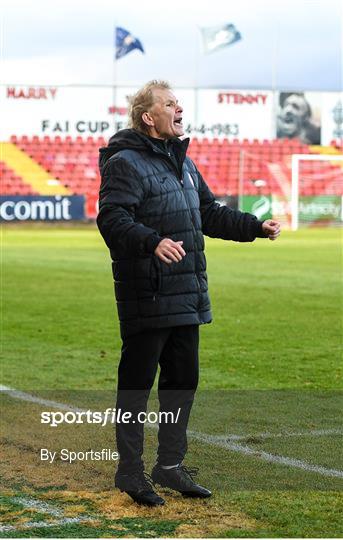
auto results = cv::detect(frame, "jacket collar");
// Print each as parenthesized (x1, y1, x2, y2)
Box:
(136, 130, 190, 158)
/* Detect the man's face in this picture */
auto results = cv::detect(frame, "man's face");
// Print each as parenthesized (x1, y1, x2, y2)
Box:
(278, 94, 309, 137)
(145, 88, 184, 139)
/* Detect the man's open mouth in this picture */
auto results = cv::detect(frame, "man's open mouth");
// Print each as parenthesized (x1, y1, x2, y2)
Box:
(174, 118, 183, 126)
(283, 113, 295, 124)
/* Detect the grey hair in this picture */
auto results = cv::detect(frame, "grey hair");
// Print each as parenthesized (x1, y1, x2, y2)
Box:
(127, 80, 171, 133)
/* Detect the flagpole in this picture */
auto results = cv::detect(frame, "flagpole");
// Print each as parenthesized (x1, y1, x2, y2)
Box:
(113, 26, 117, 133)
(194, 25, 202, 135)
(113, 26, 144, 133)
(271, 20, 279, 138)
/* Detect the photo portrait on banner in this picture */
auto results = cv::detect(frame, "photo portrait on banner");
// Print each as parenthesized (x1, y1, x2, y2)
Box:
(276, 92, 321, 144)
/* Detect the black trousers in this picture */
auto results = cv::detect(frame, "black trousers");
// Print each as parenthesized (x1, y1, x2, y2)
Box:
(115, 325, 199, 474)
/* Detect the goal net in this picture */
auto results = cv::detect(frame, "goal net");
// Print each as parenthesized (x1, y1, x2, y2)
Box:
(291, 154, 343, 230)
(238, 151, 343, 230)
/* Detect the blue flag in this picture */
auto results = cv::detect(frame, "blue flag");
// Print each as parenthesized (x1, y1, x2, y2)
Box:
(115, 27, 145, 59)
(201, 23, 242, 54)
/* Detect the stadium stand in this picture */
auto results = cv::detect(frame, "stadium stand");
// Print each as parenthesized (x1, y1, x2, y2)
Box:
(1, 136, 342, 198)
(0, 161, 39, 196)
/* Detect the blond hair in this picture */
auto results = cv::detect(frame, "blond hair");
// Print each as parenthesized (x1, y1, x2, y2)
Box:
(127, 80, 171, 133)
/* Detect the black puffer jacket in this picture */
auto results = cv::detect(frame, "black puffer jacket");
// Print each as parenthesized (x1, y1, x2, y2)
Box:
(97, 129, 265, 338)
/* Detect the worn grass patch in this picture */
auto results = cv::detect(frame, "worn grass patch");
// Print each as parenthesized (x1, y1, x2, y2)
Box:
(0, 486, 258, 538)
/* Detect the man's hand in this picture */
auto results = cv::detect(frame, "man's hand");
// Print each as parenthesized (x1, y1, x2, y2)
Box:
(155, 239, 186, 264)
(262, 219, 281, 241)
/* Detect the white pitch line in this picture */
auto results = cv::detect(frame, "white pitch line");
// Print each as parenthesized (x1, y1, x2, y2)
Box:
(1, 384, 341, 440)
(187, 431, 343, 479)
(0, 516, 92, 533)
(0, 495, 93, 533)
(14, 496, 63, 516)
(217, 428, 343, 440)
(0, 385, 85, 413)
(1, 384, 343, 479)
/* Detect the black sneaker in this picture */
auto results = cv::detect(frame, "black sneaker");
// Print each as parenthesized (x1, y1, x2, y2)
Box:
(151, 464, 212, 498)
(115, 470, 165, 506)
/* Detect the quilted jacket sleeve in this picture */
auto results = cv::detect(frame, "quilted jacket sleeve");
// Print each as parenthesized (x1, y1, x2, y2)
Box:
(197, 169, 266, 242)
(97, 156, 163, 255)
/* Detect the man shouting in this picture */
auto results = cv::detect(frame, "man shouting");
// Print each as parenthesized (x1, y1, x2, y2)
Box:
(97, 80, 281, 506)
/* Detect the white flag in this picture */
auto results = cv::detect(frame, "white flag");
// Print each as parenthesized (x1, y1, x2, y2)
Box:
(200, 23, 242, 54)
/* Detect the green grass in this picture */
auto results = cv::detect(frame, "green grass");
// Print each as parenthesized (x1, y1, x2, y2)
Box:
(219, 491, 343, 538)
(0, 490, 181, 540)
(2, 226, 342, 390)
(1, 225, 343, 537)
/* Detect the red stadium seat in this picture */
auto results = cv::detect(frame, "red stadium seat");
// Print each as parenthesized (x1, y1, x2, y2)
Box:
(4, 135, 337, 199)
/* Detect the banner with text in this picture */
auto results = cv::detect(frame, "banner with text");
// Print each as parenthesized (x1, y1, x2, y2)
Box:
(1, 85, 341, 144)
(242, 194, 342, 226)
(0, 196, 85, 221)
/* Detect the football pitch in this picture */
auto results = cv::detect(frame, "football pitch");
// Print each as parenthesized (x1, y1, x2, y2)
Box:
(1, 225, 342, 538)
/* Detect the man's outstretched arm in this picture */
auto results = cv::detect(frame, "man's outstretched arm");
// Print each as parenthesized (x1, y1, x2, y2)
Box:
(197, 170, 280, 242)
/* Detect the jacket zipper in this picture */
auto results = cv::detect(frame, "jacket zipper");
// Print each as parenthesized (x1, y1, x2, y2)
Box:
(182, 188, 201, 306)
(152, 147, 201, 307)
(168, 158, 201, 307)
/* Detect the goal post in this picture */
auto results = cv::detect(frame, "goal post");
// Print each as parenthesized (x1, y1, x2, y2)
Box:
(291, 154, 343, 231)
(238, 150, 343, 230)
